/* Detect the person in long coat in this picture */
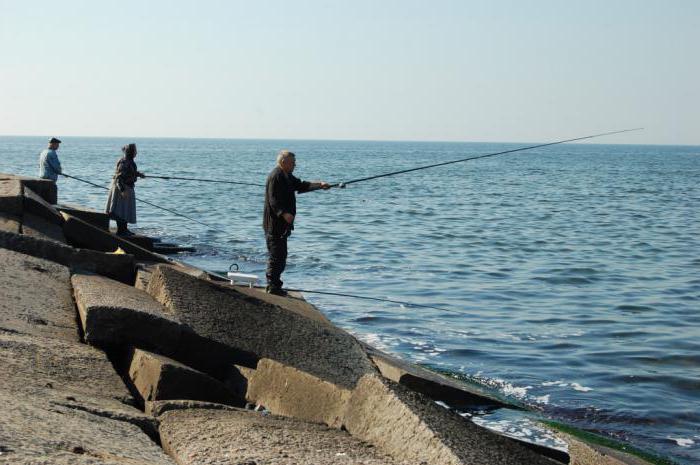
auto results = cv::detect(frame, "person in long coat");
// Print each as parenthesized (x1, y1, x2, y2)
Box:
(105, 143, 145, 236)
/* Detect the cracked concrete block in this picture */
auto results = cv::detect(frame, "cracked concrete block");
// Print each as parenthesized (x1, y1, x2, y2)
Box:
(22, 212, 67, 243)
(146, 399, 240, 417)
(127, 348, 242, 406)
(0, 212, 21, 234)
(108, 230, 155, 250)
(71, 272, 253, 378)
(23, 186, 64, 225)
(0, 179, 23, 216)
(0, 230, 136, 284)
(0, 329, 153, 433)
(0, 331, 133, 407)
(57, 203, 109, 230)
(344, 373, 557, 465)
(62, 213, 169, 262)
(134, 266, 152, 290)
(71, 273, 184, 354)
(0, 248, 78, 341)
(145, 265, 375, 389)
(232, 284, 334, 326)
(157, 407, 401, 465)
(367, 345, 508, 410)
(245, 358, 352, 428)
(0, 172, 58, 205)
(0, 390, 173, 465)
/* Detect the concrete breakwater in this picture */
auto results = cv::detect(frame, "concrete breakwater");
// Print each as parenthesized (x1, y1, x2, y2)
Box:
(0, 171, 654, 465)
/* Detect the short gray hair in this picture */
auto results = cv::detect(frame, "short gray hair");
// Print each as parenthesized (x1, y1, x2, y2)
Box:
(276, 150, 295, 166)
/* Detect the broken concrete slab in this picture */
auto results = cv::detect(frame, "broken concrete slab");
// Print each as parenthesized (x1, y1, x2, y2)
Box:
(0, 172, 58, 205)
(0, 330, 133, 404)
(23, 186, 64, 225)
(134, 266, 152, 290)
(146, 265, 375, 389)
(127, 348, 242, 406)
(71, 272, 254, 378)
(344, 373, 556, 465)
(0, 389, 173, 465)
(136, 263, 209, 292)
(0, 212, 21, 234)
(0, 248, 78, 341)
(146, 399, 240, 417)
(157, 406, 401, 465)
(57, 203, 109, 230)
(0, 179, 23, 216)
(22, 212, 67, 243)
(366, 344, 509, 411)
(108, 230, 155, 250)
(0, 328, 161, 446)
(71, 272, 184, 353)
(0, 230, 135, 284)
(244, 358, 352, 428)
(62, 213, 170, 262)
(233, 284, 334, 326)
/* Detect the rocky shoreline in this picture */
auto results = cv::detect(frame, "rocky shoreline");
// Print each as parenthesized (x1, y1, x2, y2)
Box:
(0, 171, 658, 464)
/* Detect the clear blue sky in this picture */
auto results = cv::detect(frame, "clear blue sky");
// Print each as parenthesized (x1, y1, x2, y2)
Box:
(1, 0, 698, 144)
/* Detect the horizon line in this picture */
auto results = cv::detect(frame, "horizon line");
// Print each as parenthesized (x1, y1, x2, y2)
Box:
(0, 133, 695, 148)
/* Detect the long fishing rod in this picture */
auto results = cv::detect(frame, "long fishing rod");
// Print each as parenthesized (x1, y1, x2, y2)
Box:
(60, 173, 229, 234)
(330, 128, 643, 188)
(145, 174, 263, 187)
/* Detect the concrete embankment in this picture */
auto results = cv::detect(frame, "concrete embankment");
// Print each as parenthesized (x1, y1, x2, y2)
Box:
(0, 171, 655, 465)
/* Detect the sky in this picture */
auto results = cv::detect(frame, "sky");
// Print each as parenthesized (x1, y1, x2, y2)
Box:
(1, 0, 698, 145)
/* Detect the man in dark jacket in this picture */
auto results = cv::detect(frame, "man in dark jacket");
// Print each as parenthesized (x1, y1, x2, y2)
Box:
(263, 150, 330, 295)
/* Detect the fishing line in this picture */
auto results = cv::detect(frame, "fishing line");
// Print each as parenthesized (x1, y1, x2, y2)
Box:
(329, 128, 643, 188)
(219, 279, 466, 315)
(279, 286, 465, 314)
(145, 174, 263, 187)
(61, 173, 229, 234)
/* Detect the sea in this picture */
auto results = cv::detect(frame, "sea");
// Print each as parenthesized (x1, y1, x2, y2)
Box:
(2, 136, 698, 464)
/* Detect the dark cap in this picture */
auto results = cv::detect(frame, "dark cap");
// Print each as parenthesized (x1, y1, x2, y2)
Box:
(49, 137, 62, 144)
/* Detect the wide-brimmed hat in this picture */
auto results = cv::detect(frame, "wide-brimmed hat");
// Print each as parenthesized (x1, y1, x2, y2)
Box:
(49, 137, 62, 144)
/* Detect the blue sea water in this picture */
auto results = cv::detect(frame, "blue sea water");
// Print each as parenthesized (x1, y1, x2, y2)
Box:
(2, 136, 699, 464)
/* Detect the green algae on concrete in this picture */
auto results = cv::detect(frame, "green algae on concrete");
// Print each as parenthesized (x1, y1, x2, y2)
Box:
(543, 421, 675, 465)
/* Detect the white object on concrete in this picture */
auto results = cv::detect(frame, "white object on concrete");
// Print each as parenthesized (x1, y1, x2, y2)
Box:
(227, 272, 259, 288)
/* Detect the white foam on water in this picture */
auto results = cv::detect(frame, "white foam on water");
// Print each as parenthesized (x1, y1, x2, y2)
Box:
(471, 413, 569, 452)
(501, 382, 533, 399)
(669, 437, 695, 447)
(571, 382, 593, 392)
(434, 400, 450, 409)
(355, 332, 394, 352)
(542, 380, 568, 387)
(533, 394, 551, 404)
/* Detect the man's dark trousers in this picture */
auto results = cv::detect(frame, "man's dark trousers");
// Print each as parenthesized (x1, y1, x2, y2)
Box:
(266, 234, 288, 289)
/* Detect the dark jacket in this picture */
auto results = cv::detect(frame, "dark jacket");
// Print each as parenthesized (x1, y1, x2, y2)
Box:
(114, 156, 139, 190)
(263, 166, 311, 237)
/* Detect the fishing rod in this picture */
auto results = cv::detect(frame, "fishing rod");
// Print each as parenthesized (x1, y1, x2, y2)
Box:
(329, 128, 643, 188)
(145, 174, 263, 187)
(60, 173, 229, 234)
